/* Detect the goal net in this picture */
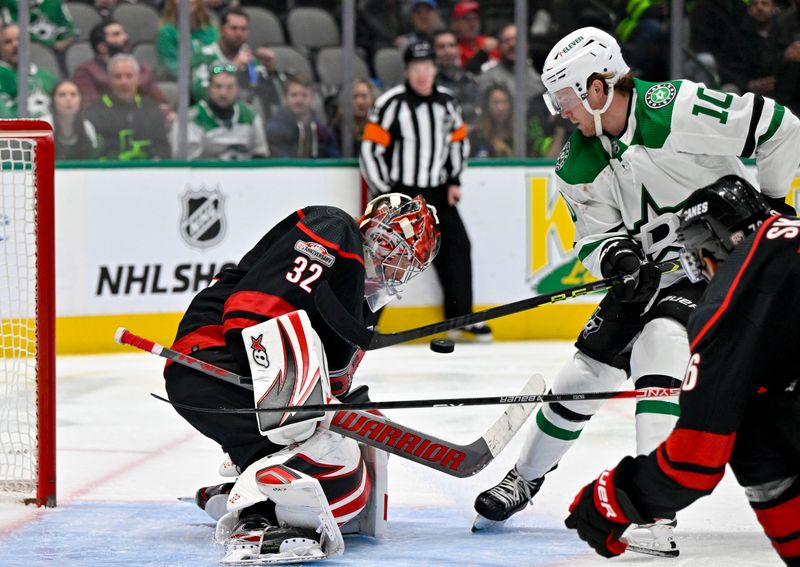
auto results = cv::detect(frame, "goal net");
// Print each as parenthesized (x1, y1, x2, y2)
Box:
(0, 120, 55, 507)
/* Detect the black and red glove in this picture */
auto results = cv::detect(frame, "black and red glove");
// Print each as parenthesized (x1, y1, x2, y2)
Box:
(600, 240, 661, 303)
(565, 456, 651, 558)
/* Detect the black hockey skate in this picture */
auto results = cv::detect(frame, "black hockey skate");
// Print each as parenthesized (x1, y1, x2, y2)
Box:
(472, 466, 545, 531)
(189, 481, 235, 521)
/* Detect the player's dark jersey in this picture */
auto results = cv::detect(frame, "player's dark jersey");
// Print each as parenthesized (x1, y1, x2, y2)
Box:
(628, 214, 800, 517)
(165, 206, 365, 377)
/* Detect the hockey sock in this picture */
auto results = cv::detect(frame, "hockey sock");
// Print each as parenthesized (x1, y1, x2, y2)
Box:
(516, 404, 585, 480)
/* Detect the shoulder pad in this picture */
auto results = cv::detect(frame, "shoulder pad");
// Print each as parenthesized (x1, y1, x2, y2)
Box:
(631, 79, 683, 149)
(555, 131, 609, 185)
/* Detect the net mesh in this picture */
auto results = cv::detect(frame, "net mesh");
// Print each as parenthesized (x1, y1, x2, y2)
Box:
(0, 138, 38, 498)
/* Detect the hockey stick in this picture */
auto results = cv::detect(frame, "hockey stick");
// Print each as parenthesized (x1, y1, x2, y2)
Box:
(116, 327, 543, 478)
(150, 385, 680, 414)
(153, 375, 545, 478)
(114, 328, 254, 389)
(117, 327, 680, 412)
(315, 260, 683, 350)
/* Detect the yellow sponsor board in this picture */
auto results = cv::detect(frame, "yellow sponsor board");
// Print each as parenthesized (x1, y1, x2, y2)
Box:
(527, 175, 596, 294)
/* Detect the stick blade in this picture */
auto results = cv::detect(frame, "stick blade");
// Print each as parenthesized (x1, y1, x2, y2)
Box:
(462, 374, 547, 476)
(482, 373, 545, 457)
(462, 373, 546, 476)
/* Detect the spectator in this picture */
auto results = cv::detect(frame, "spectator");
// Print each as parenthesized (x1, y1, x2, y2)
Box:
(331, 78, 378, 156)
(74, 20, 169, 111)
(526, 99, 569, 158)
(204, 0, 234, 14)
(357, 0, 406, 58)
(179, 63, 268, 160)
(0, 23, 57, 118)
(451, 1, 498, 73)
(86, 54, 170, 160)
(93, 0, 118, 21)
(360, 40, 491, 342)
(776, 0, 800, 113)
(718, 0, 783, 95)
(156, 0, 218, 79)
(395, 0, 444, 49)
(42, 80, 99, 160)
(0, 0, 75, 54)
(617, 0, 671, 81)
(267, 74, 340, 158)
(470, 83, 513, 158)
(690, 0, 747, 56)
(434, 29, 480, 126)
(476, 24, 544, 103)
(192, 7, 287, 122)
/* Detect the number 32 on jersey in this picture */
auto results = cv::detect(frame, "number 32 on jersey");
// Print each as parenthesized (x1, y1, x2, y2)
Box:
(286, 256, 323, 293)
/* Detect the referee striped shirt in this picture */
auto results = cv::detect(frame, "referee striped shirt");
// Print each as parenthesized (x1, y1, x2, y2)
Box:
(360, 83, 469, 196)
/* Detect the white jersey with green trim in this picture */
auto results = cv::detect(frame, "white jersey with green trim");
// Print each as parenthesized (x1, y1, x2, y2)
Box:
(555, 77, 800, 285)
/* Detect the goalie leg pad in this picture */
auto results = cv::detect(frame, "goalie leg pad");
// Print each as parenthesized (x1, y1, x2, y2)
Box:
(220, 429, 370, 559)
(241, 310, 332, 447)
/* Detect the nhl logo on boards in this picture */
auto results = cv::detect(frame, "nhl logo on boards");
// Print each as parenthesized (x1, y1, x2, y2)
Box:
(644, 83, 677, 109)
(180, 186, 226, 249)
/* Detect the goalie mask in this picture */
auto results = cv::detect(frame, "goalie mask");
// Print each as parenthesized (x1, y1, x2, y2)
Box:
(541, 27, 629, 136)
(677, 175, 771, 283)
(358, 193, 440, 312)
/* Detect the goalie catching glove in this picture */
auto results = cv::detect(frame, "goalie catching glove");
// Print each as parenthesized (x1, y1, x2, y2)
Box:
(600, 239, 661, 303)
(565, 456, 652, 558)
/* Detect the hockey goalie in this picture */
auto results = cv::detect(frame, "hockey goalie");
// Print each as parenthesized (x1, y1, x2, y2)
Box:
(162, 194, 440, 564)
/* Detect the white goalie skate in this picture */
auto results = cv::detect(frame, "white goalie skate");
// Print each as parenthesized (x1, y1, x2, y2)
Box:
(220, 515, 327, 566)
(623, 518, 679, 558)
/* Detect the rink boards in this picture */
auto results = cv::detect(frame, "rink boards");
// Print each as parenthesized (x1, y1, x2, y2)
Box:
(51, 160, 798, 353)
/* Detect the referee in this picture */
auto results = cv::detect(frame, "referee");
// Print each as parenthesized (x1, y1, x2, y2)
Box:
(360, 39, 491, 341)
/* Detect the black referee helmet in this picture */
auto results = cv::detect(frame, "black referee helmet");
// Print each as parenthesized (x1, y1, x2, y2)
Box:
(404, 40, 435, 65)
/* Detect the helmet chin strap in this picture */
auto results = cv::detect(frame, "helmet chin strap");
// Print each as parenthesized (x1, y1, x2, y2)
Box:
(584, 85, 615, 137)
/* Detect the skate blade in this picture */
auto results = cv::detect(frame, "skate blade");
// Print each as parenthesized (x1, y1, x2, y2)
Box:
(221, 548, 326, 565)
(624, 541, 680, 558)
(471, 514, 506, 532)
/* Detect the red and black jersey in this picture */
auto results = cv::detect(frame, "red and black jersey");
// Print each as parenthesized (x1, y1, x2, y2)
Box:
(629, 214, 800, 517)
(166, 206, 366, 377)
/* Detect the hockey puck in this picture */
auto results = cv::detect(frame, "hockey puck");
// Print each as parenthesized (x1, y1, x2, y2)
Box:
(430, 338, 455, 354)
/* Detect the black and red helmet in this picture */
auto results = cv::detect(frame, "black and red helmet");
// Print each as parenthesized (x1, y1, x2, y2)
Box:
(677, 175, 771, 282)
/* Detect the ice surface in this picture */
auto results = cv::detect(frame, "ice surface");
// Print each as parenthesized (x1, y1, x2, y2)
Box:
(0, 343, 781, 566)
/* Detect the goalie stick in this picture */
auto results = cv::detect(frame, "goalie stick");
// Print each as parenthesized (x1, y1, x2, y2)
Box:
(155, 375, 544, 478)
(114, 328, 253, 389)
(116, 327, 543, 478)
(315, 259, 682, 350)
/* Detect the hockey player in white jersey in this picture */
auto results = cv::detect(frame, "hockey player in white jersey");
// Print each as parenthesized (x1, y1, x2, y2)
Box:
(473, 27, 800, 556)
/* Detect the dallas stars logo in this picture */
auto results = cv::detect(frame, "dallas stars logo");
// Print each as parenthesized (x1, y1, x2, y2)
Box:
(644, 83, 677, 109)
(633, 185, 686, 262)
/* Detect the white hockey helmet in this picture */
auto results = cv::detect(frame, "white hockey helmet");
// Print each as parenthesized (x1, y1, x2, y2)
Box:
(541, 27, 629, 133)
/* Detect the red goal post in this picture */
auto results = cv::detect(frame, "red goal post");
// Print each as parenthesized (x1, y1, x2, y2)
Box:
(0, 120, 55, 507)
